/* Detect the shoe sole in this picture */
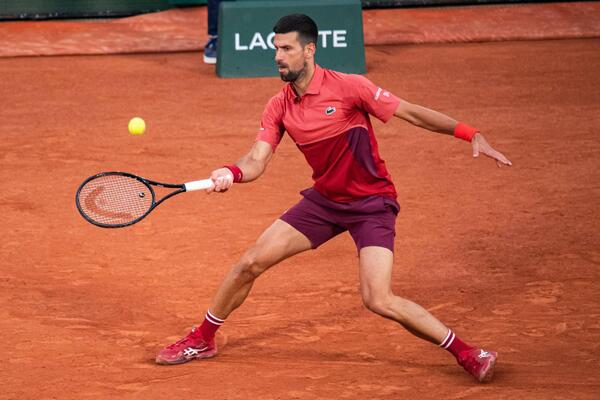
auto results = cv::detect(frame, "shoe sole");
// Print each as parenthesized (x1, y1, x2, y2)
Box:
(478, 352, 498, 383)
(155, 348, 218, 366)
(203, 55, 216, 64)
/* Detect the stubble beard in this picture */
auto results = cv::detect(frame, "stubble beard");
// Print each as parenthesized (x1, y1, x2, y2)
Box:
(279, 61, 307, 82)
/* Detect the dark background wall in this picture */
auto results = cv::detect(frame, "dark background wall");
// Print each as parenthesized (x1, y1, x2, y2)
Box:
(0, 0, 583, 20)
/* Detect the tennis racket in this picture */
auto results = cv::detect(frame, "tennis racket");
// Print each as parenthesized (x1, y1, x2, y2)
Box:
(75, 171, 214, 228)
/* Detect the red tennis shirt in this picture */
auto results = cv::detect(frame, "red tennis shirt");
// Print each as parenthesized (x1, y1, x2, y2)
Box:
(257, 65, 401, 202)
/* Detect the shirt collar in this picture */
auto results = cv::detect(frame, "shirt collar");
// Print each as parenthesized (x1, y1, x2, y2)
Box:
(305, 64, 324, 95)
(285, 64, 324, 101)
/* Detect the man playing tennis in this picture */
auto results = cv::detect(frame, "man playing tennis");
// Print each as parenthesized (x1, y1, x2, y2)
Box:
(156, 14, 511, 383)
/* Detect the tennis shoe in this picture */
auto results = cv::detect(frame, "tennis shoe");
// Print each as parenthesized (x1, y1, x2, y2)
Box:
(457, 348, 498, 383)
(155, 327, 217, 365)
(203, 36, 217, 64)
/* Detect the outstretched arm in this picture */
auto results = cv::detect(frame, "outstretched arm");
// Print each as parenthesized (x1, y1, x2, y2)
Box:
(207, 140, 274, 193)
(393, 99, 512, 167)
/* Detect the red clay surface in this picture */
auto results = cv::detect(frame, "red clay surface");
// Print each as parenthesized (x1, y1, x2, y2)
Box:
(1, 2, 600, 57)
(1, 37, 599, 399)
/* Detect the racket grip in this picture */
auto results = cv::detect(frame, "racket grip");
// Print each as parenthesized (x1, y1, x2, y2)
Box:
(184, 179, 214, 192)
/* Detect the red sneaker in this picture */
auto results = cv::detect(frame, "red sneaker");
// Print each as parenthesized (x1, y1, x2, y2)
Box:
(458, 348, 498, 383)
(155, 327, 217, 365)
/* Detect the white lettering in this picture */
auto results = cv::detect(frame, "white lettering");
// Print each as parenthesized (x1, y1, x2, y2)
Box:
(319, 30, 332, 48)
(267, 32, 276, 49)
(235, 29, 349, 51)
(235, 33, 248, 50)
(249, 32, 268, 50)
(333, 30, 347, 48)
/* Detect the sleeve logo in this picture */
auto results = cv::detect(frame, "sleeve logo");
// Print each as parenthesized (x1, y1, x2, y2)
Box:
(374, 88, 391, 101)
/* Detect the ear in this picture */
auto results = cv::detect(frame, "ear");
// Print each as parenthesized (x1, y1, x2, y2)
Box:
(304, 42, 316, 59)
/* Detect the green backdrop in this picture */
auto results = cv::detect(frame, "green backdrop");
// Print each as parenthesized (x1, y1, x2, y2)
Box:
(0, 0, 561, 20)
(217, 0, 365, 78)
(0, 0, 205, 19)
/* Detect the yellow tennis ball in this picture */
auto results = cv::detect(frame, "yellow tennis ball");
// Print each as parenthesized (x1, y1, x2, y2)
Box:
(128, 117, 146, 135)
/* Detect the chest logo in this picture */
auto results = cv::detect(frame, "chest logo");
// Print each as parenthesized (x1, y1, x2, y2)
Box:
(325, 106, 336, 116)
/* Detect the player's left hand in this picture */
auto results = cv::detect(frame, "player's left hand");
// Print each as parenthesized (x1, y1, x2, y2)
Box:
(472, 133, 512, 167)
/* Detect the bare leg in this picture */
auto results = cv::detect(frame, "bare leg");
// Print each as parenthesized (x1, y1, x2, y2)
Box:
(210, 219, 312, 318)
(359, 246, 448, 344)
(155, 219, 312, 365)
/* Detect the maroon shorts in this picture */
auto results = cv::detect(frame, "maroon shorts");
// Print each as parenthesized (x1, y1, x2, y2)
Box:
(279, 188, 400, 252)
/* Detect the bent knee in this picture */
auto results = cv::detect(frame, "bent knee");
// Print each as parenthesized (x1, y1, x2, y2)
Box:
(232, 247, 271, 282)
(362, 294, 395, 317)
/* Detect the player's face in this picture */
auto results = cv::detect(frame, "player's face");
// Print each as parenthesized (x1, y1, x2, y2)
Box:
(273, 32, 312, 82)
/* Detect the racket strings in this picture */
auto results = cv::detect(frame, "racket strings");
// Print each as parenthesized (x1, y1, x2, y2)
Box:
(77, 175, 152, 226)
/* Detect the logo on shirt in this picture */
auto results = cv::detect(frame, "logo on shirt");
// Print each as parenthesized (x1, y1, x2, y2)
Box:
(325, 106, 336, 116)
(375, 88, 390, 101)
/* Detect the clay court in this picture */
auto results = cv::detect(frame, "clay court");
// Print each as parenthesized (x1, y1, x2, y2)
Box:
(1, 3, 600, 400)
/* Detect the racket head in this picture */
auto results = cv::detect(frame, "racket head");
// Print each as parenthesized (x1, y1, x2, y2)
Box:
(76, 172, 156, 228)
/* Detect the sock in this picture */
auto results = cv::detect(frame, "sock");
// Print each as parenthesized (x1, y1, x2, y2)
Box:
(198, 309, 225, 341)
(439, 329, 474, 359)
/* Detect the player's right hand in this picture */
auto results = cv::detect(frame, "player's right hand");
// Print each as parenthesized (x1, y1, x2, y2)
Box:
(207, 168, 234, 193)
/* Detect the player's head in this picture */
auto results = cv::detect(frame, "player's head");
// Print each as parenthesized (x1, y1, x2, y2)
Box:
(273, 14, 318, 82)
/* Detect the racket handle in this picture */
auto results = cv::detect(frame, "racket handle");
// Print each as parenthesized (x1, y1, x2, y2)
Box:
(184, 179, 214, 192)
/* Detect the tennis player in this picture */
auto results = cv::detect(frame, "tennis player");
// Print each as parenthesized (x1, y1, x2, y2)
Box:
(156, 14, 511, 383)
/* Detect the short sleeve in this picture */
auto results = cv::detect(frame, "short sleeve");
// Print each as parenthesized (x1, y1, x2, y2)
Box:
(348, 74, 401, 123)
(256, 95, 285, 150)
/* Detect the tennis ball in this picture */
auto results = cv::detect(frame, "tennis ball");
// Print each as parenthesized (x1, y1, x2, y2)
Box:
(128, 117, 146, 135)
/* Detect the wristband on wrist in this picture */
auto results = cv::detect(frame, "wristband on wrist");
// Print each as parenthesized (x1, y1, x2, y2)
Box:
(224, 164, 243, 183)
(454, 122, 479, 142)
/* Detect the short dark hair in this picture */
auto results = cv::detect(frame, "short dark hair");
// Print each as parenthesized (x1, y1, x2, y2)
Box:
(273, 14, 318, 46)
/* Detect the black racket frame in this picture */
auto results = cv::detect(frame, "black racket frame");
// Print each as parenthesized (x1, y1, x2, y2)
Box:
(75, 171, 186, 228)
